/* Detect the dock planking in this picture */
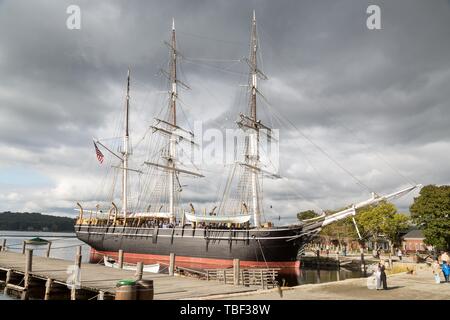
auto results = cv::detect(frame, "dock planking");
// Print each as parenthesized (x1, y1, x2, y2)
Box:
(0, 251, 258, 300)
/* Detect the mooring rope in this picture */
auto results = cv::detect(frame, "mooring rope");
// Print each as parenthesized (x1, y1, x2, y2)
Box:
(255, 237, 281, 293)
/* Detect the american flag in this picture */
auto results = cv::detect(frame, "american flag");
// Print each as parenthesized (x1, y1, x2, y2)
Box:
(93, 141, 104, 164)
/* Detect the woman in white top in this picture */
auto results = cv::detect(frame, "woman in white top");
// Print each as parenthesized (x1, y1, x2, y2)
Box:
(375, 264, 382, 290)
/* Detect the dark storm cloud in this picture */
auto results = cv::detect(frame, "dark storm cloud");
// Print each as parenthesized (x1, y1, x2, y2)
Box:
(0, 0, 449, 217)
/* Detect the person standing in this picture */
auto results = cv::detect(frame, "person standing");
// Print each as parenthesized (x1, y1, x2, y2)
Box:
(442, 261, 450, 283)
(397, 248, 403, 261)
(379, 261, 388, 289)
(375, 264, 382, 290)
(432, 258, 442, 284)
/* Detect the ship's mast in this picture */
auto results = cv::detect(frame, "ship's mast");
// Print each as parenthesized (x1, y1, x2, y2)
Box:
(168, 18, 177, 224)
(144, 18, 204, 221)
(249, 11, 261, 227)
(122, 69, 130, 218)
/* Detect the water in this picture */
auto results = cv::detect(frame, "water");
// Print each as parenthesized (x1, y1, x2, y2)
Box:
(0, 231, 90, 261)
(0, 231, 366, 299)
(278, 267, 365, 286)
(0, 293, 14, 300)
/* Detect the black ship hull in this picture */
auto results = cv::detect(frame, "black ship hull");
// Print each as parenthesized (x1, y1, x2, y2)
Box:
(75, 224, 310, 268)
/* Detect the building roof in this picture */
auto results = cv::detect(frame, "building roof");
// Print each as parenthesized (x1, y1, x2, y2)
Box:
(403, 229, 424, 240)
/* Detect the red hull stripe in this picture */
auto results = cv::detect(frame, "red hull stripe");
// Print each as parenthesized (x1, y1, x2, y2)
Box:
(90, 249, 300, 268)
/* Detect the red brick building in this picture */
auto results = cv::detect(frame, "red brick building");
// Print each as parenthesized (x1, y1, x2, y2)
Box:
(402, 229, 432, 253)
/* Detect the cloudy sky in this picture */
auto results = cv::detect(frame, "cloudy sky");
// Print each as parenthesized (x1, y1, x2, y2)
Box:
(0, 0, 449, 223)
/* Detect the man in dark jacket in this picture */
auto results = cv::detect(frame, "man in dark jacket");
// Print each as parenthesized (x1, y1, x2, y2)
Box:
(379, 262, 387, 289)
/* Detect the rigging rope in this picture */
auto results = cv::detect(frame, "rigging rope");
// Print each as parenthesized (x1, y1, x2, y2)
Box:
(177, 30, 246, 46)
(319, 104, 418, 186)
(259, 97, 375, 194)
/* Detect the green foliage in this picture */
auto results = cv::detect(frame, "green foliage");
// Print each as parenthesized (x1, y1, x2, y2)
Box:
(410, 185, 450, 250)
(297, 210, 319, 221)
(320, 217, 358, 243)
(0, 212, 75, 232)
(384, 213, 410, 246)
(356, 201, 396, 240)
(355, 201, 410, 246)
(316, 201, 410, 247)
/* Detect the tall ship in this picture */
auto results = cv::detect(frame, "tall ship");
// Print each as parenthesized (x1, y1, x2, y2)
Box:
(75, 13, 420, 268)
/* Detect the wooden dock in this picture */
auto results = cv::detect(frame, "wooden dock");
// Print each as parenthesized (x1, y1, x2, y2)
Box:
(0, 250, 259, 300)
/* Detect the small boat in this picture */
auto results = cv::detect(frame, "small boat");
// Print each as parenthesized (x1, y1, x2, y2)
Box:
(25, 237, 50, 245)
(103, 256, 160, 273)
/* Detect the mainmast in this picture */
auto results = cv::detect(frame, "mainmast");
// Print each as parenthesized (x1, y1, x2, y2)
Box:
(168, 18, 177, 224)
(235, 11, 272, 227)
(250, 10, 258, 123)
(235, 11, 262, 227)
(122, 69, 130, 218)
(145, 18, 204, 222)
(249, 11, 260, 227)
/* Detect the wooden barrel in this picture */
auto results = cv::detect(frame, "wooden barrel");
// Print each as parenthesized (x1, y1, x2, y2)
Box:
(136, 280, 154, 300)
(115, 279, 137, 300)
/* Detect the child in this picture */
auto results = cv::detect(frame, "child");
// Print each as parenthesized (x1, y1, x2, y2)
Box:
(431, 259, 441, 284)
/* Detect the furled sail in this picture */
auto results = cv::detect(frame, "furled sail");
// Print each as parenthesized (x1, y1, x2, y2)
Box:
(184, 212, 251, 224)
(127, 212, 173, 219)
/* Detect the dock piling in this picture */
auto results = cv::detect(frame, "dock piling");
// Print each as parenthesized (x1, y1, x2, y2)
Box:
(22, 249, 33, 300)
(75, 246, 82, 267)
(22, 241, 26, 254)
(1, 239, 5, 251)
(169, 253, 175, 276)
(25, 249, 33, 274)
(316, 249, 321, 268)
(44, 278, 53, 300)
(233, 259, 240, 285)
(3, 269, 11, 295)
(46, 242, 52, 258)
(118, 249, 124, 269)
(135, 262, 143, 280)
(71, 246, 82, 300)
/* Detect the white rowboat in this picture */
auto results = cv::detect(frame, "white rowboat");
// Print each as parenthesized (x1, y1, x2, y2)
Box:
(103, 256, 160, 273)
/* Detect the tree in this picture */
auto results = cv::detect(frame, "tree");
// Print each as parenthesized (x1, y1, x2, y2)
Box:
(320, 218, 358, 250)
(355, 202, 394, 248)
(297, 210, 319, 221)
(355, 201, 409, 254)
(410, 185, 450, 251)
(383, 213, 410, 254)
